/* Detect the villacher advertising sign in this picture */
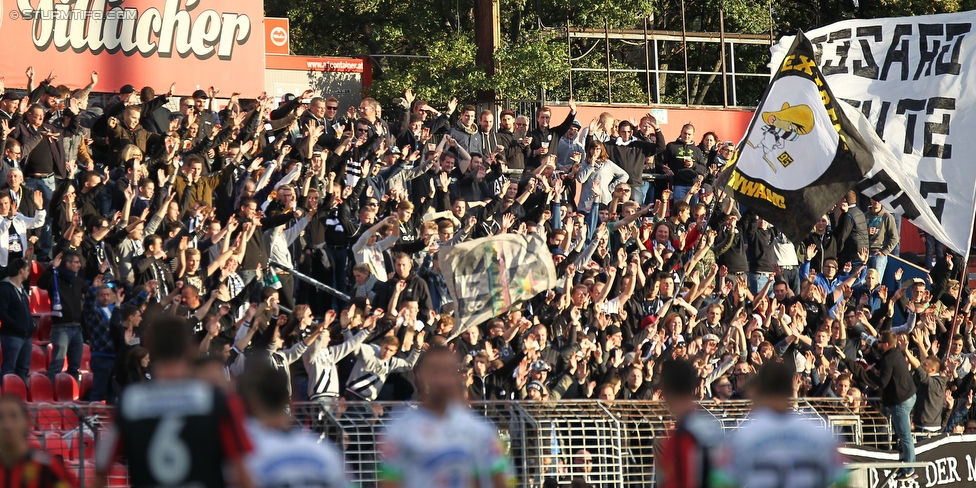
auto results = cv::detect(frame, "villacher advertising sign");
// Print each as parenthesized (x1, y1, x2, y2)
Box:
(0, 0, 265, 95)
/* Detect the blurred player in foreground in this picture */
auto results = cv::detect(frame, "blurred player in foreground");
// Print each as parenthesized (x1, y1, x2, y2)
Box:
(0, 394, 76, 487)
(240, 361, 349, 488)
(94, 317, 254, 488)
(378, 344, 511, 488)
(657, 358, 724, 488)
(713, 362, 848, 488)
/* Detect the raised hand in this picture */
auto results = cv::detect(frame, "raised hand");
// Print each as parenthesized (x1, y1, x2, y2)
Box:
(805, 243, 818, 262)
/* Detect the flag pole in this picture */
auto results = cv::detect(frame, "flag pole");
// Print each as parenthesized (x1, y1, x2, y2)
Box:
(942, 233, 974, 361)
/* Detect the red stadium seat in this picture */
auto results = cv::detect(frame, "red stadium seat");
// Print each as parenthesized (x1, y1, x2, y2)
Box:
(80, 344, 90, 373)
(3, 374, 28, 401)
(33, 314, 52, 343)
(29, 260, 44, 287)
(68, 461, 94, 484)
(30, 287, 52, 316)
(65, 430, 95, 460)
(54, 373, 79, 402)
(79, 373, 93, 399)
(29, 344, 47, 374)
(28, 432, 42, 450)
(40, 432, 68, 458)
(32, 404, 62, 431)
(62, 408, 80, 431)
(107, 463, 128, 487)
(28, 373, 54, 403)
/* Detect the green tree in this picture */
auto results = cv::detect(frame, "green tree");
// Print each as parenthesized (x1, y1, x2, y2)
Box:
(265, 0, 567, 106)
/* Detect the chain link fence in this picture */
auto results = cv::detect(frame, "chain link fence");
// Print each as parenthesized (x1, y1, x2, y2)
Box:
(27, 398, 892, 487)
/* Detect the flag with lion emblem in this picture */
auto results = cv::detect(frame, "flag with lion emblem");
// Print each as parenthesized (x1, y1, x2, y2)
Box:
(439, 233, 557, 338)
(724, 31, 874, 243)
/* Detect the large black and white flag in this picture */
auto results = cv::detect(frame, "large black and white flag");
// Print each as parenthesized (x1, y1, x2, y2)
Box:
(726, 31, 875, 243)
(772, 12, 976, 253)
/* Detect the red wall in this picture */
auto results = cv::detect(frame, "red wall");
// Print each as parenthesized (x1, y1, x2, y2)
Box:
(548, 105, 755, 145)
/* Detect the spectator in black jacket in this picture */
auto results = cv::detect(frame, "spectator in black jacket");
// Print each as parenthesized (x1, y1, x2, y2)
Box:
(835, 191, 869, 267)
(745, 214, 776, 295)
(802, 214, 838, 274)
(842, 331, 917, 480)
(661, 124, 706, 203)
(37, 250, 88, 382)
(0, 259, 34, 381)
(526, 100, 577, 170)
(374, 252, 434, 326)
(602, 117, 665, 205)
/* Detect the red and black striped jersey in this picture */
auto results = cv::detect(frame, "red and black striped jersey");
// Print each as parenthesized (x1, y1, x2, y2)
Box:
(95, 378, 252, 488)
(657, 410, 724, 488)
(0, 450, 76, 488)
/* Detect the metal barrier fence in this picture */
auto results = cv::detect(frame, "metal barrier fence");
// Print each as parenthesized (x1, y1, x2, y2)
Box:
(26, 399, 893, 488)
(293, 398, 892, 488)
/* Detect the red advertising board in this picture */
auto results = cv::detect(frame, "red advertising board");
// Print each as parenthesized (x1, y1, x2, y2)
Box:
(0, 0, 266, 96)
(265, 17, 289, 55)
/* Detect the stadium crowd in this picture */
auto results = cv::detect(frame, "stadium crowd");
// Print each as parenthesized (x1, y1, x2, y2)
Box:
(0, 68, 973, 473)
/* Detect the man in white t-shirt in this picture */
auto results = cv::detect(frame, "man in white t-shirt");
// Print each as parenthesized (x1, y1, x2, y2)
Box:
(239, 362, 349, 488)
(712, 362, 848, 488)
(378, 345, 512, 488)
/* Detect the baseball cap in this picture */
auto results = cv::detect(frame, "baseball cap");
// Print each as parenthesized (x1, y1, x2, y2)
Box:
(192, 89, 208, 99)
(499, 109, 516, 119)
(43, 85, 61, 97)
(529, 360, 551, 372)
(527, 381, 546, 392)
(119, 84, 136, 95)
(281, 93, 296, 103)
(1, 92, 20, 102)
(571, 119, 582, 129)
(700, 183, 713, 195)
(606, 325, 622, 337)
(703, 333, 720, 343)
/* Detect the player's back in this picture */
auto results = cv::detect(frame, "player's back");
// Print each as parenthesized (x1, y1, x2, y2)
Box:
(246, 420, 349, 488)
(714, 408, 846, 488)
(98, 379, 250, 488)
(379, 403, 508, 488)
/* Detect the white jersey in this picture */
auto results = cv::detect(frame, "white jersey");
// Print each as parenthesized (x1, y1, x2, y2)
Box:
(378, 403, 510, 488)
(713, 408, 847, 488)
(246, 420, 349, 488)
